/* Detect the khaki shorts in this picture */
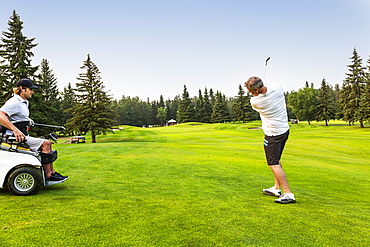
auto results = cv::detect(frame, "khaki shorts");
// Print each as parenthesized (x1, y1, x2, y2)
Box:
(26, 136, 45, 152)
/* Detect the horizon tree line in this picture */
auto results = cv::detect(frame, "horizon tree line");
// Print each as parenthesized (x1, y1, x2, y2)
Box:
(1, 10, 370, 145)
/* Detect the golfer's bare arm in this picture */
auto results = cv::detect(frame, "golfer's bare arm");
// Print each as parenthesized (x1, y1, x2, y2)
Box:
(0, 111, 26, 141)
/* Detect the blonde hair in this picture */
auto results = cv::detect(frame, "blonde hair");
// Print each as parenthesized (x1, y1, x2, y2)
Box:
(13, 86, 23, 95)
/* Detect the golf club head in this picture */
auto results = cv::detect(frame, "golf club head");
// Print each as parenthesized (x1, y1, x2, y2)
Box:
(49, 133, 58, 142)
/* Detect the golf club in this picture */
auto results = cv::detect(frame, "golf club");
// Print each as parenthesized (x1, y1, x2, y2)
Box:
(34, 123, 66, 130)
(263, 57, 270, 81)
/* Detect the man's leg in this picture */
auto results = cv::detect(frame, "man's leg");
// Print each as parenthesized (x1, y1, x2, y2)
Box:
(269, 162, 292, 194)
(39, 140, 54, 178)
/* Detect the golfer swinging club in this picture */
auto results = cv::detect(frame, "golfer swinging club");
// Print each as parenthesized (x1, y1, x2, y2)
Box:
(244, 76, 296, 204)
(0, 78, 68, 185)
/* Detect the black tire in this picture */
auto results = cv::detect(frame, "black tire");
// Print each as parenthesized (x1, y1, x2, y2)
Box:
(7, 167, 42, 196)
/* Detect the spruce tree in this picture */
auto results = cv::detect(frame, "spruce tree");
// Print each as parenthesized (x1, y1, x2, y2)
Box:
(30, 59, 61, 134)
(150, 100, 159, 125)
(233, 84, 254, 122)
(166, 96, 179, 121)
(333, 84, 342, 119)
(338, 48, 366, 127)
(60, 83, 76, 133)
(66, 54, 116, 143)
(211, 91, 231, 123)
(177, 85, 195, 123)
(0, 10, 38, 104)
(202, 88, 213, 123)
(362, 56, 370, 124)
(209, 88, 216, 106)
(158, 95, 165, 108)
(316, 78, 336, 126)
(195, 89, 204, 122)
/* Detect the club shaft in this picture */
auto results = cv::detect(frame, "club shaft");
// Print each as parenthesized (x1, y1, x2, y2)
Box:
(34, 123, 66, 130)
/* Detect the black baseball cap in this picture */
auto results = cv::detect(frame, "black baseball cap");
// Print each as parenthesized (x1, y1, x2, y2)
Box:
(16, 78, 38, 89)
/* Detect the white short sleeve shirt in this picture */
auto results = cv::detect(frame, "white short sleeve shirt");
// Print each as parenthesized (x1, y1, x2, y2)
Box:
(250, 82, 289, 136)
(0, 94, 30, 123)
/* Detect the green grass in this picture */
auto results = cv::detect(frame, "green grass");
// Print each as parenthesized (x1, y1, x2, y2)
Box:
(0, 121, 369, 246)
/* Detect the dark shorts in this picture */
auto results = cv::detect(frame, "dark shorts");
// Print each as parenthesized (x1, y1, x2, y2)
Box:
(263, 130, 289, 166)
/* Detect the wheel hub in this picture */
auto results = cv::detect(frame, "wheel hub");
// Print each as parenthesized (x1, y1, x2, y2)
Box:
(14, 173, 35, 191)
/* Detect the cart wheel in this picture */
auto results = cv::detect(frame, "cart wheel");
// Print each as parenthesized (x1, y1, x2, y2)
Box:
(7, 167, 42, 196)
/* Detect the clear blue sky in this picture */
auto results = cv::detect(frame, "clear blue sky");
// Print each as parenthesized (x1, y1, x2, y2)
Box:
(1, 0, 370, 100)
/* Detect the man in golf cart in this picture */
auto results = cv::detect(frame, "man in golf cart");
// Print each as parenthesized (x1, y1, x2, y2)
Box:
(0, 78, 68, 185)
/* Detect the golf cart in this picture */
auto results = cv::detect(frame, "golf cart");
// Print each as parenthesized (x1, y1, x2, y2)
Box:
(0, 124, 65, 196)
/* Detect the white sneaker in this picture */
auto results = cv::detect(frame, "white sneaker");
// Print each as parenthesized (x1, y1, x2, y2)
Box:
(275, 193, 296, 204)
(262, 187, 281, 197)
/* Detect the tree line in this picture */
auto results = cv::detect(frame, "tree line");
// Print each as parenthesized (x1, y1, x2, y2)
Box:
(1, 11, 369, 143)
(287, 47, 370, 127)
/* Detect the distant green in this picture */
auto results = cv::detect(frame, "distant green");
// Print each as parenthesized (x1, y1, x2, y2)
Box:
(0, 121, 369, 246)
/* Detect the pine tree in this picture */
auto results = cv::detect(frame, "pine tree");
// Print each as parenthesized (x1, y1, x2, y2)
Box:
(209, 88, 216, 107)
(338, 48, 366, 127)
(362, 56, 370, 124)
(30, 59, 61, 135)
(60, 83, 76, 133)
(202, 88, 213, 123)
(177, 85, 195, 123)
(66, 54, 116, 143)
(0, 10, 38, 104)
(158, 95, 165, 108)
(211, 91, 231, 123)
(166, 95, 179, 121)
(195, 89, 204, 122)
(232, 84, 254, 122)
(150, 100, 159, 125)
(316, 78, 336, 126)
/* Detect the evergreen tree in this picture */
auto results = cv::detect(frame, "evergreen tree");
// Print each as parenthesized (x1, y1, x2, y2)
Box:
(338, 48, 366, 127)
(0, 10, 38, 104)
(232, 84, 255, 122)
(30, 59, 61, 135)
(0, 50, 7, 104)
(166, 95, 179, 121)
(211, 91, 231, 123)
(362, 56, 370, 124)
(66, 54, 116, 143)
(177, 85, 195, 123)
(60, 83, 76, 134)
(150, 100, 159, 125)
(202, 88, 213, 123)
(195, 89, 205, 122)
(333, 84, 342, 119)
(209, 88, 216, 106)
(316, 78, 336, 126)
(158, 95, 165, 108)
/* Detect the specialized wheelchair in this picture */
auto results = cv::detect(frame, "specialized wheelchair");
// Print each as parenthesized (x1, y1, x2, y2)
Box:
(0, 128, 62, 196)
